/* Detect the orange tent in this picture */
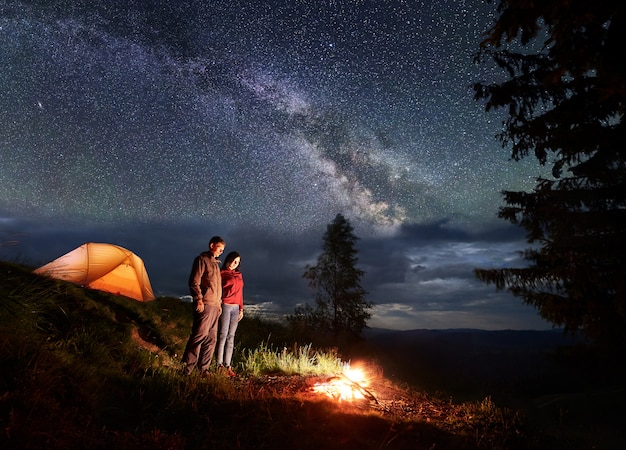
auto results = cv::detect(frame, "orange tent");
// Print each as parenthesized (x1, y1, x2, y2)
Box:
(34, 242, 155, 302)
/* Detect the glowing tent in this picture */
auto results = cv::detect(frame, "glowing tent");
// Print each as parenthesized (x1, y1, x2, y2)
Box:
(34, 242, 155, 302)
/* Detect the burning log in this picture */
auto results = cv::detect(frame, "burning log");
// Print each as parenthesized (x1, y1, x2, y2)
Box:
(311, 367, 379, 404)
(338, 372, 379, 404)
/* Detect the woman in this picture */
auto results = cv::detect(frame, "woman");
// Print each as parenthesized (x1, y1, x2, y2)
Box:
(216, 251, 244, 377)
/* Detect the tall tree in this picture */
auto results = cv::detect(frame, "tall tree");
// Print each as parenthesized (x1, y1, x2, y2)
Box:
(473, 1, 626, 349)
(293, 214, 371, 337)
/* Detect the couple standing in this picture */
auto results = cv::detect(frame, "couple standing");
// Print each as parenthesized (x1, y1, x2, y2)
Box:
(181, 236, 244, 377)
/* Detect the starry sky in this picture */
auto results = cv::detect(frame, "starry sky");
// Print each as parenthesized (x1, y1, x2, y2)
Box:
(1, 0, 552, 330)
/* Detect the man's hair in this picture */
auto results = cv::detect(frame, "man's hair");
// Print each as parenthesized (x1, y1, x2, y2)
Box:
(209, 236, 225, 247)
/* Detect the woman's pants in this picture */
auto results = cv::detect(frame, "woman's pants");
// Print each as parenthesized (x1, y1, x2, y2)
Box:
(217, 303, 240, 367)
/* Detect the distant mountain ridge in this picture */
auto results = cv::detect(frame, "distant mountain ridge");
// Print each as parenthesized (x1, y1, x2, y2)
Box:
(363, 328, 589, 398)
(365, 327, 585, 350)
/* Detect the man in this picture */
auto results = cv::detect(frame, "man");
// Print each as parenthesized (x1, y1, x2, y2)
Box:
(182, 236, 226, 375)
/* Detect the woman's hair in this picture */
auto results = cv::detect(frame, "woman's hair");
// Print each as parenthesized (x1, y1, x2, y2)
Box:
(222, 251, 241, 271)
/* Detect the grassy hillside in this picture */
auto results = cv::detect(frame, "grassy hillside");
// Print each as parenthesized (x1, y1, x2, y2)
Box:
(1, 260, 624, 449)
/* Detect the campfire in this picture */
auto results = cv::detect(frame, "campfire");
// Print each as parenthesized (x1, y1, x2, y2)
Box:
(311, 364, 378, 403)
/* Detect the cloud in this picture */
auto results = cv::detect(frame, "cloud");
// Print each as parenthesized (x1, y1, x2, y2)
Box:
(0, 211, 550, 331)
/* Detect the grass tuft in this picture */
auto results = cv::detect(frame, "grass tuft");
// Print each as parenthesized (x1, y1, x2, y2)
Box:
(240, 342, 345, 376)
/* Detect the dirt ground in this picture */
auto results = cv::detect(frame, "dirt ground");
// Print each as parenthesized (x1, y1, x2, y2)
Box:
(239, 371, 460, 424)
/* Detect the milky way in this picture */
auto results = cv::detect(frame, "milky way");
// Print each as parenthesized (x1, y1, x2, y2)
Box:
(0, 0, 540, 235)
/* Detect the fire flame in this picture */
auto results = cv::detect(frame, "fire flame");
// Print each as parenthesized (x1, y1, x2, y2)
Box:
(312, 367, 371, 402)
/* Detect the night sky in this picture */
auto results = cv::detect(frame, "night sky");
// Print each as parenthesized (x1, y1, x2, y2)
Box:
(1, 0, 551, 330)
